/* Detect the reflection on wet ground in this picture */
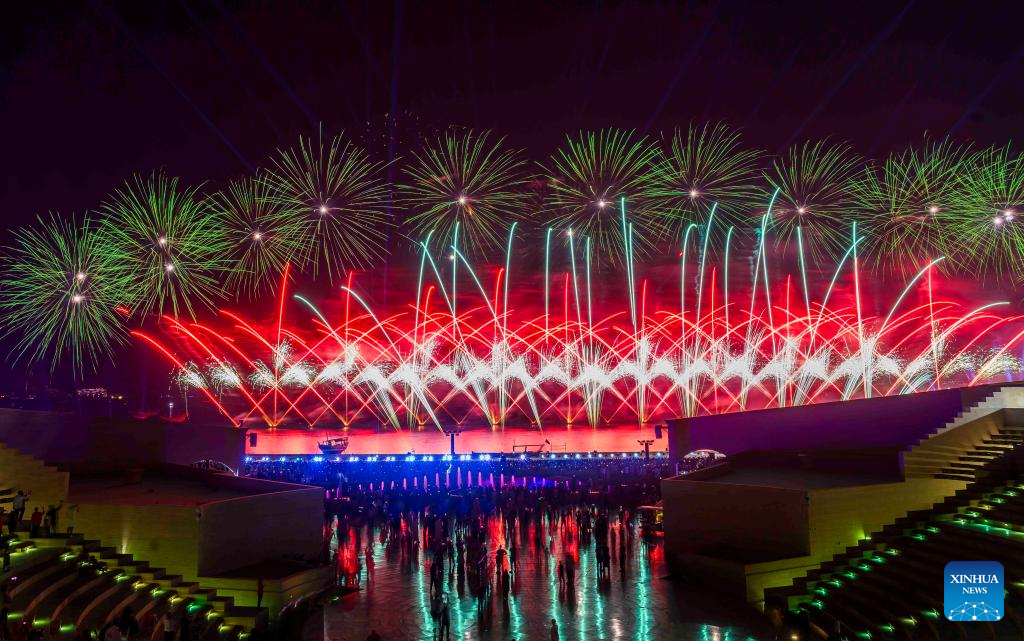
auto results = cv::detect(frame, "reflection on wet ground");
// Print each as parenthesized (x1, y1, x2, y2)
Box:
(306, 513, 770, 641)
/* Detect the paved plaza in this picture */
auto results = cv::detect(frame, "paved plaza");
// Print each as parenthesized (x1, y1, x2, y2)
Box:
(307, 514, 770, 641)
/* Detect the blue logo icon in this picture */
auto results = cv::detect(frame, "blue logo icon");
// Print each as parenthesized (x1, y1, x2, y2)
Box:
(944, 561, 1003, 621)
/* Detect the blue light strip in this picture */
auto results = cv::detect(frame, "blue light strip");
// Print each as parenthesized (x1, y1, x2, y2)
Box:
(246, 451, 667, 463)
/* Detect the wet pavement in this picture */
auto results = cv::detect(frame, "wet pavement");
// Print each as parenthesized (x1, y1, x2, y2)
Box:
(305, 514, 771, 641)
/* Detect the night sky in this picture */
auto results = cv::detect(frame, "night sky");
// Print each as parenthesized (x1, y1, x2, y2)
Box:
(4, 0, 1024, 230)
(3, 0, 1024, 395)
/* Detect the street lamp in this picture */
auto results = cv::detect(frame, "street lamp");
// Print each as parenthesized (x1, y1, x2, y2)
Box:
(637, 439, 654, 461)
(442, 428, 463, 456)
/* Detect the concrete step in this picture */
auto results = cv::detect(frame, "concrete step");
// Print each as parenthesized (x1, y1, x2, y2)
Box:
(936, 472, 976, 481)
(9, 557, 75, 605)
(75, 575, 141, 629)
(946, 462, 981, 470)
(958, 454, 997, 463)
(973, 444, 1014, 453)
(987, 432, 1019, 442)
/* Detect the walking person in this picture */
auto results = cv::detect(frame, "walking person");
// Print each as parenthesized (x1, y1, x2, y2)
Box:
(364, 546, 374, 580)
(550, 618, 559, 641)
(256, 576, 264, 609)
(161, 608, 178, 641)
(439, 595, 451, 640)
(10, 492, 29, 531)
(29, 508, 42, 538)
(44, 502, 62, 535)
(494, 546, 506, 580)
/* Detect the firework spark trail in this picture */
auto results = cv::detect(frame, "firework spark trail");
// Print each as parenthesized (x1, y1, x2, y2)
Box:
(262, 127, 392, 283)
(98, 170, 232, 319)
(401, 129, 529, 254)
(0, 213, 134, 372)
(543, 129, 664, 262)
(139, 227, 1024, 430)
(10, 129, 1024, 376)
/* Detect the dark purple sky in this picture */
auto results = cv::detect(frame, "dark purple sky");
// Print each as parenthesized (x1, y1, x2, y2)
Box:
(4, 0, 1024, 398)
(3, 0, 1024, 233)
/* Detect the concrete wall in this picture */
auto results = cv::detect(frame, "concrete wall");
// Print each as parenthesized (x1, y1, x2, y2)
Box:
(197, 487, 323, 576)
(662, 472, 965, 606)
(742, 476, 965, 605)
(74, 503, 201, 578)
(807, 478, 964, 560)
(200, 567, 333, 614)
(0, 409, 244, 470)
(661, 474, 810, 560)
(72, 485, 323, 583)
(668, 387, 971, 458)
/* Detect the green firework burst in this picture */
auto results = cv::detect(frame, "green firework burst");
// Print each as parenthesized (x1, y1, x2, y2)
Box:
(209, 173, 302, 296)
(542, 129, 663, 261)
(0, 213, 132, 372)
(764, 140, 862, 259)
(654, 122, 763, 236)
(852, 136, 974, 273)
(951, 144, 1024, 281)
(97, 171, 230, 319)
(401, 129, 529, 253)
(262, 128, 391, 282)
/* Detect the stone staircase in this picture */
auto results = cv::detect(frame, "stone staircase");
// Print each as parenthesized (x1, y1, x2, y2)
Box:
(1, 524, 263, 641)
(931, 426, 1024, 482)
(0, 443, 69, 511)
(902, 386, 1024, 481)
(764, 388, 1024, 640)
(0, 443, 268, 641)
(765, 474, 1024, 640)
(929, 386, 1024, 440)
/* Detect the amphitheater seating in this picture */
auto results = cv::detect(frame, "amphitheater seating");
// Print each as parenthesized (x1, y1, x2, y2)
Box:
(1, 524, 262, 641)
(1, 447, 267, 641)
(766, 430, 1024, 640)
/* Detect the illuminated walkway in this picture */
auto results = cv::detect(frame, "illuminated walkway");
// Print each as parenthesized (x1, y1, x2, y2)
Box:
(306, 514, 770, 641)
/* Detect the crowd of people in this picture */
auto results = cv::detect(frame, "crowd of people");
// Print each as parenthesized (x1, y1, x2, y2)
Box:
(0, 493, 77, 541)
(244, 451, 725, 639)
(323, 480, 655, 640)
(267, 452, 733, 640)
(0, 451, 724, 641)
